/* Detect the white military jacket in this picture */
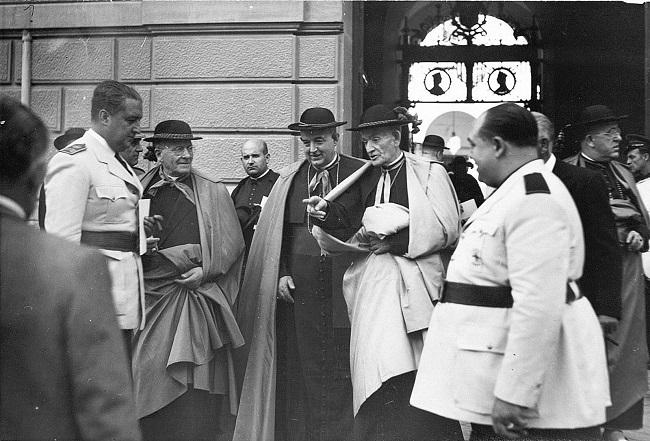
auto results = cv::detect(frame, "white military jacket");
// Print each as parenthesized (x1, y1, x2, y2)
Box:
(636, 177, 650, 276)
(411, 159, 610, 428)
(45, 129, 145, 330)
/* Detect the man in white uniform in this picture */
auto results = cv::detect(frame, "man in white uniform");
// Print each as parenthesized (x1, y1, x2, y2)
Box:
(626, 133, 650, 410)
(411, 103, 610, 440)
(45, 80, 146, 347)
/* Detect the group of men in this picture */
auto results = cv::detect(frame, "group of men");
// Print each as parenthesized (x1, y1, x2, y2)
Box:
(235, 101, 648, 441)
(1, 76, 648, 441)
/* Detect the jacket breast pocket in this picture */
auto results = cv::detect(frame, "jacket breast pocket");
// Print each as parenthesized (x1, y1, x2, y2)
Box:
(95, 185, 131, 224)
(463, 221, 499, 271)
(453, 324, 508, 415)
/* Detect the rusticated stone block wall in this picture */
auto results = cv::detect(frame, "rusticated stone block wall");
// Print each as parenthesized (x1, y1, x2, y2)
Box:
(0, 1, 351, 184)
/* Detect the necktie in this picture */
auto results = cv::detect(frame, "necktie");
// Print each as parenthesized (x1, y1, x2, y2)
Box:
(147, 171, 195, 205)
(115, 153, 133, 176)
(309, 168, 332, 197)
(375, 170, 391, 204)
(374, 157, 404, 205)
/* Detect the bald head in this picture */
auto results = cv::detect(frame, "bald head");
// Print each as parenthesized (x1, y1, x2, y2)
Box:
(241, 138, 270, 178)
(243, 138, 268, 155)
(531, 112, 555, 162)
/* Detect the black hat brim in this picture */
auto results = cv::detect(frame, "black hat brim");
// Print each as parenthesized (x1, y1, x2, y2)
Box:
(422, 144, 450, 150)
(143, 134, 203, 142)
(627, 134, 650, 144)
(347, 120, 411, 132)
(53, 134, 81, 150)
(287, 121, 347, 131)
(568, 114, 629, 129)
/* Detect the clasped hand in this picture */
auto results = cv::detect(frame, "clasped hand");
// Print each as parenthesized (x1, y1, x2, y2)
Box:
(625, 230, 644, 252)
(143, 214, 163, 236)
(277, 276, 295, 303)
(491, 398, 536, 439)
(365, 232, 391, 255)
(143, 214, 164, 254)
(174, 267, 203, 290)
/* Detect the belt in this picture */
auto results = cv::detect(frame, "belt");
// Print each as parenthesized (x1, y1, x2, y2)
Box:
(81, 230, 138, 253)
(440, 281, 580, 308)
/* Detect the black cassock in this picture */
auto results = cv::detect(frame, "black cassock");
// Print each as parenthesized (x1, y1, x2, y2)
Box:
(275, 156, 361, 441)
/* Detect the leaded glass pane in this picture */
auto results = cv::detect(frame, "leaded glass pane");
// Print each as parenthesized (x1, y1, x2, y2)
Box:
(421, 15, 528, 47)
(472, 61, 532, 102)
(409, 62, 467, 102)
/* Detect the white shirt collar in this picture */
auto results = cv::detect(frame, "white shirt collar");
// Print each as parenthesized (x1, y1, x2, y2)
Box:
(0, 195, 26, 219)
(580, 152, 598, 163)
(544, 153, 557, 171)
(251, 168, 271, 181)
(87, 128, 117, 157)
(383, 152, 405, 169)
(313, 153, 339, 172)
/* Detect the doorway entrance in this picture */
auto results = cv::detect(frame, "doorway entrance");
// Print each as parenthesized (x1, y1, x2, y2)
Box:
(399, 4, 542, 158)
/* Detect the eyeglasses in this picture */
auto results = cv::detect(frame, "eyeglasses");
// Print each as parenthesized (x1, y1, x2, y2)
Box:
(593, 128, 621, 139)
(168, 145, 193, 154)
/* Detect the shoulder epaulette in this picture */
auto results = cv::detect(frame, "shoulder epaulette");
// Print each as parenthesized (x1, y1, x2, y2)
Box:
(524, 172, 550, 195)
(59, 143, 86, 155)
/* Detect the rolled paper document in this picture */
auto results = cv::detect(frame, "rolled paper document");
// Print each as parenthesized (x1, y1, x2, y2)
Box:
(323, 161, 372, 202)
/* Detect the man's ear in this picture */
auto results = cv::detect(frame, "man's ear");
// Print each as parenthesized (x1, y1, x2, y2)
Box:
(98, 109, 111, 127)
(493, 136, 507, 158)
(393, 130, 402, 145)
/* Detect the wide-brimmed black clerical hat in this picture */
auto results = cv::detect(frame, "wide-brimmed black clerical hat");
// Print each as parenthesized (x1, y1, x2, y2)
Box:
(144, 120, 203, 142)
(422, 134, 449, 150)
(570, 105, 627, 128)
(347, 104, 413, 131)
(288, 107, 347, 132)
(54, 127, 85, 150)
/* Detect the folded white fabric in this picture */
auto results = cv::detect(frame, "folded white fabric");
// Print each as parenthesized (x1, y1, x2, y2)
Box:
(362, 203, 410, 239)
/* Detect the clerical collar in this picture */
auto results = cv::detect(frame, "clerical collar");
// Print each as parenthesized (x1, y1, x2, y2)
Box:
(312, 153, 340, 172)
(581, 152, 608, 166)
(250, 169, 271, 181)
(159, 167, 189, 182)
(383, 152, 405, 171)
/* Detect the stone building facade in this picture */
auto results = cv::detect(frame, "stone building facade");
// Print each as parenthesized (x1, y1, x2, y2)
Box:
(1, 1, 649, 180)
(0, 1, 357, 183)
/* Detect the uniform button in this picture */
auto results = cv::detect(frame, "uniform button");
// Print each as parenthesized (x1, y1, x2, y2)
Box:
(487, 345, 493, 350)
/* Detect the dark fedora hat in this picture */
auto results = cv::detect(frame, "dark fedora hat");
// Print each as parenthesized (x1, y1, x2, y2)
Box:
(54, 127, 85, 150)
(347, 104, 413, 131)
(143, 120, 203, 142)
(288, 107, 347, 132)
(422, 134, 449, 150)
(450, 155, 473, 169)
(626, 134, 650, 151)
(570, 105, 628, 128)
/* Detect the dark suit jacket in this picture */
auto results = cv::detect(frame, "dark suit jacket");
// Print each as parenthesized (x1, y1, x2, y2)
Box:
(553, 159, 622, 318)
(0, 209, 141, 441)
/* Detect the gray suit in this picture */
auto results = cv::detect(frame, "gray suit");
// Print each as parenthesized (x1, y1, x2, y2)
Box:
(0, 202, 141, 441)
